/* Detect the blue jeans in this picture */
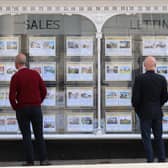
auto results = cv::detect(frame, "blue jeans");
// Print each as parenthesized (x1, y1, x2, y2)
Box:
(140, 119, 165, 162)
(16, 106, 48, 162)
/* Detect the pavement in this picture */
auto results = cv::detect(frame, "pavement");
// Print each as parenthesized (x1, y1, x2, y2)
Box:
(0, 159, 168, 167)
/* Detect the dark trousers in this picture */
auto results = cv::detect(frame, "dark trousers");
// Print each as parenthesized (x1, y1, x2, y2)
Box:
(16, 106, 48, 162)
(140, 118, 165, 162)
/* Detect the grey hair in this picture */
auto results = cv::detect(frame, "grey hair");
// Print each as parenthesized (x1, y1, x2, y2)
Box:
(15, 53, 27, 65)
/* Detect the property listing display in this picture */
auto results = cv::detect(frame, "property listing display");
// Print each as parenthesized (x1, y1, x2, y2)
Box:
(66, 36, 93, 57)
(105, 36, 132, 56)
(1, 13, 168, 137)
(30, 62, 56, 81)
(103, 36, 133, 132)
(142, 36, 168, 56)
(105, 62, 132, 81)
(105, 112, 132, 132)
(64, 35, 95, 132)
(0, 62, 17, 81)
(0, 35, 58, 133)
(0, 36, 20, 56)
(66, 87, 94, 107)
(43, 115, 56, 132)
(105, 87, 131, 107)
(29, 36, 56, 56)
(66, 112, 94, 132)
(42, 87, 56, 106)
(66, 62, 94, 81)
(0, 114, 56, 133)
(0, 87, 10, 107)
(155, 62, 168, 81)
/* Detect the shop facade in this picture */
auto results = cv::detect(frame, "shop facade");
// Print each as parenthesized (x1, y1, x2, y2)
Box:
(0, 0, 168, 140)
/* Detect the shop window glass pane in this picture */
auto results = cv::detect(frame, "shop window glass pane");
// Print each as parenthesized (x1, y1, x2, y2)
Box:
(102, 14, 168, 134)
(0, 14, 97, 135)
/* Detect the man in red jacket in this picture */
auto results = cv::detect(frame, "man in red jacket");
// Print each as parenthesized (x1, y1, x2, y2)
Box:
(9, 53, 49, 166)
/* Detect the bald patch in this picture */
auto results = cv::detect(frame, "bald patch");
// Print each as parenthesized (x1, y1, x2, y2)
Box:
(15, 53, 26, 65)
(144, 56, 156, 71)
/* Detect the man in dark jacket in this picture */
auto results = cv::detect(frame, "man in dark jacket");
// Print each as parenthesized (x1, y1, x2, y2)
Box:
(132, 56, 168, 162)
(9, 53, 50, 166)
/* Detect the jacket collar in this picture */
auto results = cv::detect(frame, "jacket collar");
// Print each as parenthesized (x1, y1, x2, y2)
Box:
(146, 70, 155, 73)
(18, 66, 27, 71)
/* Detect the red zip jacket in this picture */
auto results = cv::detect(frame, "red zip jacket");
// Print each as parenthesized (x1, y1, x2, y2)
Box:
(9, 67, 47, 110)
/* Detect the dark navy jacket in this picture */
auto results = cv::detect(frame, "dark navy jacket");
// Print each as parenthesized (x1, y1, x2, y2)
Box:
(132, 70, 168, 119)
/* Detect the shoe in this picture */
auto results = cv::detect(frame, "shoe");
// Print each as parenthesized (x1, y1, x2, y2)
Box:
(147, 160, 154, 163)
(158, 160, 166, 162)
(22, 161, 34, 166)
(40, 160, 51, 166)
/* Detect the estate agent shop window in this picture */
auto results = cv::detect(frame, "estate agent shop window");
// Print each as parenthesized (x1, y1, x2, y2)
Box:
(0, 13, 168, 137)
